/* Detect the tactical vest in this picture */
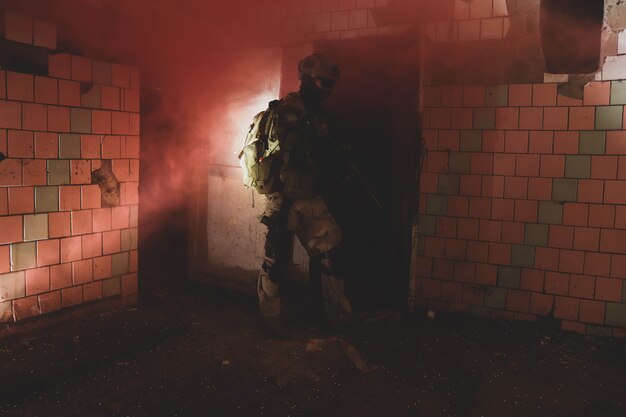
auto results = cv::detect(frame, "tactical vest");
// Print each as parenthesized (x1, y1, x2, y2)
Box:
(278, 94, 331, 200)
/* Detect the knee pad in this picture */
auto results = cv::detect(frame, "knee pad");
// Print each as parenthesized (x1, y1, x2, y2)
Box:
(318, 249, 343, 277)
(262, 257, 280, 283)
(262, 259, 274, 272)
(260, 215, 273, 228)
(320, 253, 333, 271)
(264, 221, 291, 259)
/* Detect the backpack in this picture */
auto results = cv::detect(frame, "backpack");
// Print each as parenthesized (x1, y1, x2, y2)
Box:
(238, 100, 282, 194)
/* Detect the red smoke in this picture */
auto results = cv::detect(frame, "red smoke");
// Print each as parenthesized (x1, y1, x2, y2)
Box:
(3, 0, 604, 279)
(0, 0, 279, 273)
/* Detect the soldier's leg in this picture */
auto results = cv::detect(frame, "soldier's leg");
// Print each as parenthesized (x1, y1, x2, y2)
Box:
(314, 248, 352, 326)
(258, 220, 292, 318)
(286, 196, 352, 326)
(257, 193, 292, 319)
(257, 271, 280, 318)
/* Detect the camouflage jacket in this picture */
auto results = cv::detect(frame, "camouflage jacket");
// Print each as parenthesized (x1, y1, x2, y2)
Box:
(275, 92, 342, 200)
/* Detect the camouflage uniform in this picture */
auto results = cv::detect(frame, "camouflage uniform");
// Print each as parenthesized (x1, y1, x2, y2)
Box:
(258, 90, 351, 326)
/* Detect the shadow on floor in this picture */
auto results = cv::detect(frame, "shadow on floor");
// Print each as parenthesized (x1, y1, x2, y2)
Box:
(0, 283, 624, 417)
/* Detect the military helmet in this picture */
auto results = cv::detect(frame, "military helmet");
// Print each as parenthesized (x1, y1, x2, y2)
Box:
(297, 54, 340, 87)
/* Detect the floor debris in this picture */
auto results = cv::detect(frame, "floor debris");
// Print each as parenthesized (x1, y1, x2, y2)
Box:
(0, 286, 623, 417)
(306, 337, 378, 373)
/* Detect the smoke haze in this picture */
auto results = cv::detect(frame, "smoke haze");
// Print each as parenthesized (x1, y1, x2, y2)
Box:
(0, 0, 610, 274)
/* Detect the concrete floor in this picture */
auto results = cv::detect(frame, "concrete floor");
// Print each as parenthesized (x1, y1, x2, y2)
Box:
(0, 283, 624, 417)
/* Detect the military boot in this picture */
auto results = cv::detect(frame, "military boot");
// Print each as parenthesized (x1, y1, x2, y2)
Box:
(257, 271, 290, 339)
(320, 273, 353, 332)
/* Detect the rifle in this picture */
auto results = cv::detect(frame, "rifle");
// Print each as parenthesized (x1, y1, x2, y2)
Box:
(331, 142, 384, 212)
(343, 159, 384, 212)
(302, 113, 384, 211)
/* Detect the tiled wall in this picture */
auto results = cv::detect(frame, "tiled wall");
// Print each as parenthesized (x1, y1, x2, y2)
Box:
(424, 0, 512, 43)
(262, 0, 407, 45)
(265, 0, 626, 337)
(414, 81, 626, 338)
(0, 11, 140, 325)
(413, 2, 626, 338)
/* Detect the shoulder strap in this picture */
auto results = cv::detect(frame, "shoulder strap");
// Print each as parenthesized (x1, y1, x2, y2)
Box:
(258, 100, 280, 138)
(256, 100, 281, 157)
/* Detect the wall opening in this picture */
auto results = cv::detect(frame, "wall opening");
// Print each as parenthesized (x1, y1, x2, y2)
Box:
(540, 0, 604, 74)
(317, 37, 421, 311)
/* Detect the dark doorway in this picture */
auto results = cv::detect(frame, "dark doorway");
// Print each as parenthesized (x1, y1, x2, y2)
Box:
(315, 36, 422, 312)
(540, 0, 604, 74)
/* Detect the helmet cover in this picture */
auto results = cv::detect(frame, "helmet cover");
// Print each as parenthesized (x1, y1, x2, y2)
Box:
(298, 54, 340, 82)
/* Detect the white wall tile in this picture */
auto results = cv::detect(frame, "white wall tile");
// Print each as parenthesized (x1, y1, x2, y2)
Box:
(602, 55, 626, 80)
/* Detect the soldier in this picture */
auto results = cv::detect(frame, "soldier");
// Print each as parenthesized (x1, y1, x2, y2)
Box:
(257, 53, 352, 337)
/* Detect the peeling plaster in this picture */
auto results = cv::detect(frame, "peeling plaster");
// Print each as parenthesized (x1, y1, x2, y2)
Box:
(607, 0, 626, 32)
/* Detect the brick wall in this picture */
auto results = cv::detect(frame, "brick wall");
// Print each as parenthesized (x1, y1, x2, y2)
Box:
(262, 0, 410, 45)
(412, 1, 626, 338)
(0, 11, 140, 325)
(265, 0, 626, 337)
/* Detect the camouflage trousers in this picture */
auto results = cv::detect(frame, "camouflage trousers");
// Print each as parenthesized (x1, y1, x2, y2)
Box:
(257, 193, 352, 324)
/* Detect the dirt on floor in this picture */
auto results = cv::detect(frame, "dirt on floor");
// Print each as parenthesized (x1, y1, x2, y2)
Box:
(0, 283, 624, 417)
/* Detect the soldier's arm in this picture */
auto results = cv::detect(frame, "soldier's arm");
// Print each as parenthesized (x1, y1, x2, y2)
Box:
(275, 104, 307, 152)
